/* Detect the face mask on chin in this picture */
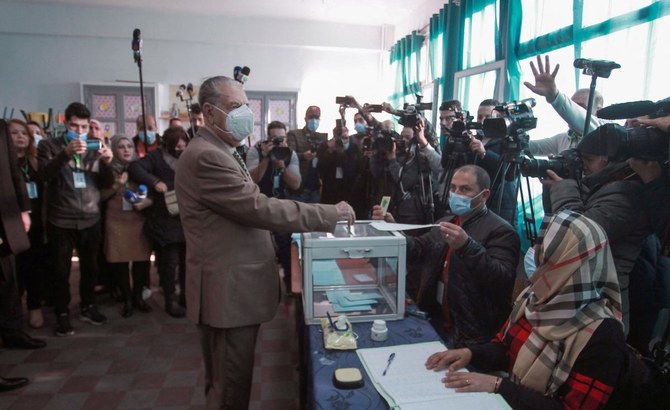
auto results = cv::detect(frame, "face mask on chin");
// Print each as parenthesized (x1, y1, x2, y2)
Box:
(210, 104, 254, 142)
(66, 129, 88, 142)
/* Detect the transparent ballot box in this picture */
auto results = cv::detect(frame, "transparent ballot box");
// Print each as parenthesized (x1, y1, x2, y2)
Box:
(301, 221, 406, 324)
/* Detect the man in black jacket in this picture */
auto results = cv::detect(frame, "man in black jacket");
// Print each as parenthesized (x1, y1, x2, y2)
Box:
(37, 103, 114, 336)
(375, 164, 520, 347)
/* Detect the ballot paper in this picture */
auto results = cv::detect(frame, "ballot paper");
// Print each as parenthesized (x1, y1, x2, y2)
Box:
(370, 222, 440, 232)
(357, 341, 511, 410)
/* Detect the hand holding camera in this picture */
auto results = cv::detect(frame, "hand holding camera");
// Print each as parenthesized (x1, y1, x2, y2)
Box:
(65, 138, 87, 156)
(97, 142, 113, 164)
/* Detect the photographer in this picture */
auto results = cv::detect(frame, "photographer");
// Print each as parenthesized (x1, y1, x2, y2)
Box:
(468, 99, 519, 227)
(246, 121, 300, 294)
(386, 119, 442, 226)
(543, 126, 650, 335)
(246, 121, 300, 195)
(286, 106, 327, 203)
(317, 124, 362, 206)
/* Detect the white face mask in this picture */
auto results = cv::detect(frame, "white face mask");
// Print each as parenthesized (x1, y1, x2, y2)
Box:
(210, 104, 254, 142)
(33, 133, 43, 146)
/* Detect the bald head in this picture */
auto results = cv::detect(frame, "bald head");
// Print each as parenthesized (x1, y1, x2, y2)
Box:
(572, 89, 604, 112)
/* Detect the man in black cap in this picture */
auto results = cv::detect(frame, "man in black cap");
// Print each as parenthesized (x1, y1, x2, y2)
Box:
(541, 125, 649, 335)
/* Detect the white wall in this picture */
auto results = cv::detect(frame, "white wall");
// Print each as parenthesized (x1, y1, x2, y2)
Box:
(393, 0, 446, 41)
(0, 2, 394, 134)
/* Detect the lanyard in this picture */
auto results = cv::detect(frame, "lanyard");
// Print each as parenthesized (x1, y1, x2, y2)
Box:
(62, 134, 82, 169)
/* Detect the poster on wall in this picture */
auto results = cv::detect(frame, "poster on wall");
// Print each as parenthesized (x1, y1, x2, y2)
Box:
(162, 84, 201, 122)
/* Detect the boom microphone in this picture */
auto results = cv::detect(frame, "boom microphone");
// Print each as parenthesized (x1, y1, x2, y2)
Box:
(597, 101, 657, 120)
(573, 58, 620, 71)
(132, 28, 142, 64)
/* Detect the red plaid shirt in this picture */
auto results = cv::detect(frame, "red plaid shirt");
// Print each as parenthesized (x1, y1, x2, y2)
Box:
(495, 317, 616, 409)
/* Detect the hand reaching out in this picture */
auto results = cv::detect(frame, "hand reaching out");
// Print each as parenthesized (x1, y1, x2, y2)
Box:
(523, 54, 560, 103)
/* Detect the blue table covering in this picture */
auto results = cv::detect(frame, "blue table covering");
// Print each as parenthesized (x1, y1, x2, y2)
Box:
(305, 315, 443, 409)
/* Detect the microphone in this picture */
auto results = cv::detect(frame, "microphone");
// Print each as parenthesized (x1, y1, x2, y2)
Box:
(597, 101, 656, 120)
(186, 83, 194, 93)
(573, 58, 620, 70)
(573, 58, 620, 78)
(234, 66, 250, 84)
(132, 28, 142, 63)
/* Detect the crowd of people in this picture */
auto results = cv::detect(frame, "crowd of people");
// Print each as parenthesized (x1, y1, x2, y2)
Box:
(1, 53, 669, 408)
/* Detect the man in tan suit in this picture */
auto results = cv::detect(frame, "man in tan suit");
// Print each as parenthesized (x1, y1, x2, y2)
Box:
(175, 76, 354, 409)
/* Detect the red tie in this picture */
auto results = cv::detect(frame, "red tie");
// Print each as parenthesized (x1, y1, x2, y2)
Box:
(441, 216, 461, 332)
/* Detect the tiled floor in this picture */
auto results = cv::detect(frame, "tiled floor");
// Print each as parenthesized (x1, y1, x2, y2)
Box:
(0, 264, 300, 410)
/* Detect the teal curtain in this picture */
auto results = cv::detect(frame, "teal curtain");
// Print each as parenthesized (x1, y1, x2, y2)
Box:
(502, 0, 522, 100)
(390, 31, 424, 106)
(441, 2, 464, 101)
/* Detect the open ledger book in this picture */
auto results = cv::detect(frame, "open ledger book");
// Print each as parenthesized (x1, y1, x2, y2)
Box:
(357, 341, 511, 410)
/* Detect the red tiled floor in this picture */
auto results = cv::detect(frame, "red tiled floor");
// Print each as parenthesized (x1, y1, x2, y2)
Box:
(1, 261, 300, 410)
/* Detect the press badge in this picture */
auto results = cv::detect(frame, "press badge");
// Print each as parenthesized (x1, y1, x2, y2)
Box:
(312, 157, 318, 168)
(26, 182, 38, 199)
(273, 175, 280, 190)
(121, 197, 133, 211)
(336, 167, 343, 179)
(73, 172, 87, 189)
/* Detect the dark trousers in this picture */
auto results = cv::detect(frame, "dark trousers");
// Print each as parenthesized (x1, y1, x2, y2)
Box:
(0, 255, 22, 332)
(273, 232, 292, 292)
(16, 233, 49, 310)
(155, 243, 185, 297)
(198, 323, 260, 409)
(47, 222, 101, 315)
(109, 261, 150, 300)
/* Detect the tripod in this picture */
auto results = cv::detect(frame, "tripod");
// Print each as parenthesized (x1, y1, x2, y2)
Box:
(489, 138, 539, 245)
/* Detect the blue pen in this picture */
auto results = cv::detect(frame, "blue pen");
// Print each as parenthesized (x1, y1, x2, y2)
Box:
(382, 352, 396, 376)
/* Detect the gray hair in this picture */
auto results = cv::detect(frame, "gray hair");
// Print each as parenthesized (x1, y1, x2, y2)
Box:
(198, 76, 237, 107)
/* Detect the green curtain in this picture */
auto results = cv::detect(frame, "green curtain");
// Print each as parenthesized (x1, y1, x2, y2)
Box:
(389, 31, 424, 106)
(441, 2, 464, 102)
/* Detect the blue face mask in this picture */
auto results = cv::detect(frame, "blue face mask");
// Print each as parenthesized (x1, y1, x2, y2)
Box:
(307, 119, 319, 132)
(448, 190, 483, 215)
(343, 142, 350, 150)
(138, 131, 156, 145)
(66, 129, 88, 142)
(354, 122, 366, 134)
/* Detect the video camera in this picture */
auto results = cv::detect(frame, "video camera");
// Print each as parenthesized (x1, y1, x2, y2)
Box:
(398, 95, 433, 129)
(522, 148, 583, 180)
(585, 123, 669, 161)
(483, 98, 537, 160)
(370, 129, 404, 158)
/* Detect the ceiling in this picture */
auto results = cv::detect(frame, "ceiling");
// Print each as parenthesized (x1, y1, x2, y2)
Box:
(10, 0, 435, 26)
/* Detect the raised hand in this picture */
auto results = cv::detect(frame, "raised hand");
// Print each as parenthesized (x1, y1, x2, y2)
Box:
(523, 54, 560, 102)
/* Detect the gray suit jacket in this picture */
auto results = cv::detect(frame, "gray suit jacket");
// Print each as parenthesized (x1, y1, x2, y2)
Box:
(175, 126, 339, 328)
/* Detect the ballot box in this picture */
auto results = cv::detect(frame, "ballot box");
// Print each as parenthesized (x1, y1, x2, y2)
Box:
(301, 221, 406, 324)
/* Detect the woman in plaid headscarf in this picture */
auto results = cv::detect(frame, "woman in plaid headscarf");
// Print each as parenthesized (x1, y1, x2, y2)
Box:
(425, 210, 627, 409)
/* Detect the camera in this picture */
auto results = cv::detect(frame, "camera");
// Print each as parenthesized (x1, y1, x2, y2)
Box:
(522, 148, 583, 180)
(483, 98, 537, 139)
(590, 123, 669, 161)
(398, 95, 433, 129)
(268, 137, 292, 162)
(364, 103, 383, 113)
(86, 140, 102, 150)
(306, 135, 321, 153)
(335, 96, 354, 106)
(371, 130, 402, 158)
